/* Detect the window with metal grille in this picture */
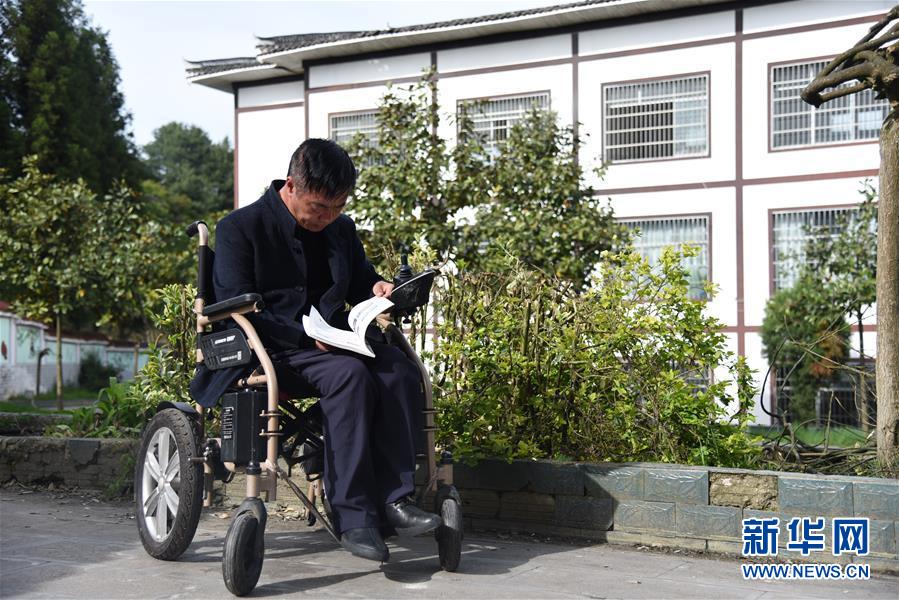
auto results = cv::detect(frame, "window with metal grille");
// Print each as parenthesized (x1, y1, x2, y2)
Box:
(457, 92, 550, 154)
(622, 215, 710, 300)
(771, 207, 855, 290)
(771, 59, 888, 149)
(603, 74, 709, 163)
(329, 110, 379, 149)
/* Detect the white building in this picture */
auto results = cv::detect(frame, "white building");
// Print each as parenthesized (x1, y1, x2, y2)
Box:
(186, 0, 891, 425)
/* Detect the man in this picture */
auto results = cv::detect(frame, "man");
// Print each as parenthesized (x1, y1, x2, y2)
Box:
(211, 138, 440, 562)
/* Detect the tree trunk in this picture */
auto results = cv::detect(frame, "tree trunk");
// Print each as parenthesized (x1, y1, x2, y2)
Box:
(55, 312, 63, 411)
(857, 309, 869, 432)
(876, 112, 899, 469)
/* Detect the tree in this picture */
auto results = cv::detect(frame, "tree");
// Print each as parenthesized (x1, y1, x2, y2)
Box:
(0, 0, 142, 192)
(761, 276, 850, 425)
(349, 73, 460, 259)
(0, 158, 147, 407)
(804, 186, 878, 430)
(802, 8, 899, 468)
(457, 107, 624, 287)
(347, 72, 625, 288)
(142, 122, 234, 219)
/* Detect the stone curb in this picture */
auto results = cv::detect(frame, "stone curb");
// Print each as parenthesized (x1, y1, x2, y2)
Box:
(2, 437, 897, 573)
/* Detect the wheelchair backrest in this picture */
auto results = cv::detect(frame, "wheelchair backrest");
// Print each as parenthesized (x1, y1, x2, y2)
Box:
(187, 220, 216, 306)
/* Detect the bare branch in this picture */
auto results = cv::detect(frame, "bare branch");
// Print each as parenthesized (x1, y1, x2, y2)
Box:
(816, 81, 873, 104)
(802, 62, 874, 106)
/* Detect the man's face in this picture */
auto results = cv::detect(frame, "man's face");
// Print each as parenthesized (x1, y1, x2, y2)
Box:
(282, 176, 347, 232)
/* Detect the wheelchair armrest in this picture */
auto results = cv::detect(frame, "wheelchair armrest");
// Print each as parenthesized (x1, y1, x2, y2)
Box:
(202, 293, 264, 318)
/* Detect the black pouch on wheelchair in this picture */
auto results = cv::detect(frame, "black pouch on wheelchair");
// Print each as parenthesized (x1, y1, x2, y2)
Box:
(220, 390, 267, 466)
(200, 328, 253, 370)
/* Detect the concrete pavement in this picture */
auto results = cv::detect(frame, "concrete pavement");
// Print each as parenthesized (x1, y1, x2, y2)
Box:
(1, 487, 897, 599)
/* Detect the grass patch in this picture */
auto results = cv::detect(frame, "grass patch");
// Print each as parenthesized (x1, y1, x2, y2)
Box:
(749, 424, 869, 448)
(0, 401, 69, 414)
(7, 387, 100, 404)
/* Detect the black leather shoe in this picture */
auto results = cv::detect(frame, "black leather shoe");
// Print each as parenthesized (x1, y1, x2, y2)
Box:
(385, 497, 442, 536)
(340, 527, 389, 562)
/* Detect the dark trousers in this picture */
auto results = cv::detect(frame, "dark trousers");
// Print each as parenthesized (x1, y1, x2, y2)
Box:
(285, 343, 421, 534)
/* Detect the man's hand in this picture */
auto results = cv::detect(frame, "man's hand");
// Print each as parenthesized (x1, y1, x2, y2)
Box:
(372, 280, 394, 298)
(315, 340, 333, 352)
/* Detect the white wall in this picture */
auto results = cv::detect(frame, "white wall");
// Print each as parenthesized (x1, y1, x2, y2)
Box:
(742, 21, 884, 181)
(306, 84, 391, 140)
(743, 0, 892, 35)
(236, 105, 305, 207)
(578, 42, 737, 190)
(237, 80, 304, 108)
(309, 53, 431, 89)
(579, 10, 734, 55)
(438, 34, 570, 72)
(436, 63, 574, 144)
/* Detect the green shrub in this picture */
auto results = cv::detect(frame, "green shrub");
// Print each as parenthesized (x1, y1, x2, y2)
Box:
(78, 351, 119, 391)
(45, 378, 146, 438)
(127, 284, 197, 411)
(431, 247, 761, 467)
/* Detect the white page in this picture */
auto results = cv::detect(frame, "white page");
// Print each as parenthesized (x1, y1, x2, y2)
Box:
(348, 295, 394, 338)
(302, 306, 374, 357)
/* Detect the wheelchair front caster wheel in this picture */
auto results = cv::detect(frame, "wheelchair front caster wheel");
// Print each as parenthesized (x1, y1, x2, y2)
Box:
(223, 510, 265, 596)
(435, 490, 463, 572)
(135, 408, 203, 561)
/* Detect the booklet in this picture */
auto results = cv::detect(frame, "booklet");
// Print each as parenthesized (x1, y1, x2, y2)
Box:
(302, 295, 394, 357)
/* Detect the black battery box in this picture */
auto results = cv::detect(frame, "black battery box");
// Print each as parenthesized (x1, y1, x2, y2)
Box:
(220, 390, 267, 465)
(200, 328, 253, 371)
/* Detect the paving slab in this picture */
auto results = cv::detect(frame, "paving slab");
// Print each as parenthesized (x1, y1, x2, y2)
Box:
(1, 488, 897, 599)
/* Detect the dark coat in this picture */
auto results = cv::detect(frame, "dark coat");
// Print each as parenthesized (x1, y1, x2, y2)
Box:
(189, 180, 383, 407)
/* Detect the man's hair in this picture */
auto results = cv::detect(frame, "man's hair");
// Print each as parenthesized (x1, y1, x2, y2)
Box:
(286, 138, 357, 199)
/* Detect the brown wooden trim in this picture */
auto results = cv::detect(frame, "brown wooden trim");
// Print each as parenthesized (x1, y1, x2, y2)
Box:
(744, 169, 879, 186)
(742, 13, 885, 41)
(430, 51, 438, 140)
(722, 325, 762, 333)
(770, 139, 881, 154)
(578, 35, 735, 62)
(233, 91, 239, 210)
(307, 74, 423, 94)
(235, 100, 305, 114)
(598, 169, 879, 195)
(290, 11, 886, 101)
(296, 2, 783, 72)
(303, 60, 310, 140)
(597, 180, 734, 195)
(571, 31, 579, 165)
(439, 56, 572, 79)
(600, 70, 712, 167)
(233, 74, 304, 90)
(735, 9, 744, 357)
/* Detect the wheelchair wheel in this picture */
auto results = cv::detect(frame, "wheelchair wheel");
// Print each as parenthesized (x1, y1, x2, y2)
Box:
(135, 408, 203, 561)
(223, 510, 265, 596)
(435, 490, 463, 572)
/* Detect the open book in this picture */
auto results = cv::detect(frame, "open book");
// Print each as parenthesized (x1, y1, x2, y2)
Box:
(302, 296, 393, 357)
(302, 270, 437, 357)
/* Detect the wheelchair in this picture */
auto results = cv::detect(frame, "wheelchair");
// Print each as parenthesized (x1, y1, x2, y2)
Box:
(133, 221, 462, 596)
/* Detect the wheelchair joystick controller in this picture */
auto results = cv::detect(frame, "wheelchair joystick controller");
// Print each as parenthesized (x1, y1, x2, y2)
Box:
(393, 253, 414, 287)
(393, 253, 415, 324)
